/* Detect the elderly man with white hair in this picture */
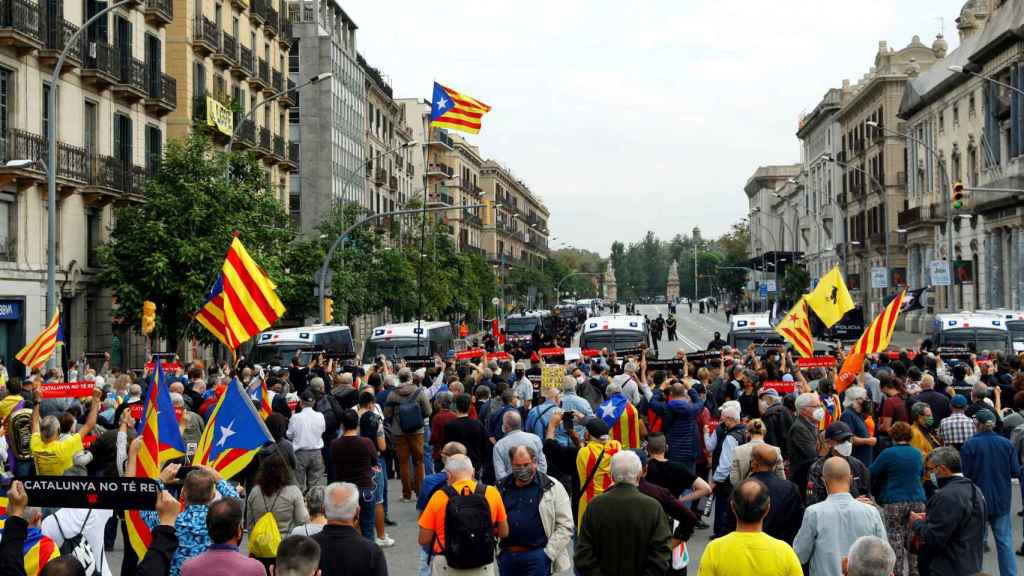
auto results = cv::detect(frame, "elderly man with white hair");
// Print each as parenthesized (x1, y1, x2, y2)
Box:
(840, 386, 877, 466)
(312, 482, 388, 576)
(575, 451, 671, 576)
(788, 392, 824, 482)
(493, 410, 547, 480)
(704, 404, 747, 537)
(843, 535, 896, 576)
(612, 362, 642, 405)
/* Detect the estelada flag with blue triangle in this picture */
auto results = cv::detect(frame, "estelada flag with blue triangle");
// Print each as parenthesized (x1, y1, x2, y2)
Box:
(193, 377, 273, 480)
(430, 82, 491, 135)
(249, 375, 271, 420)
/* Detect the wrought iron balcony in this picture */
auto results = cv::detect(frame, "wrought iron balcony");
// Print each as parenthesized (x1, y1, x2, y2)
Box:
(258, 126, 271, 153)
(112, 54, 147, 101)
(232, 119, 255, 149)
(214, 31, 237, 67)
(0, 0, 41, 51)
(272, 69, 283, 93)
(40, 19, 81, 72)
(144, 0, 171, 26)
(249, 0, 265, 25)
(272, 134, 284, 160)
(373, 167, 386, 185)
(278, 16, 291, 48)
(80, 39, 116, 86)
(281, 141, 298, 171)
(192, 15, 219, 54)
(250, 57, 269, 90)
(145, 72, 176, 115)
(264, 5, 277, 36)
(426, 162, 453, 178)
(234, 44, 253, 78)
(279, 78, 295, 107)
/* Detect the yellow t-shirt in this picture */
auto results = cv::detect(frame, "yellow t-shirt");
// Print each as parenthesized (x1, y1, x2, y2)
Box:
(0, 394, 24, 423)
(29, 433, 83, 476)
(697, 531, 802, 576)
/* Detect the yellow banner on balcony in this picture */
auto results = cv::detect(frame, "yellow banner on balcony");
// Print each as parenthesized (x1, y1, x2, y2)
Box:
(206, 96, 234, 136)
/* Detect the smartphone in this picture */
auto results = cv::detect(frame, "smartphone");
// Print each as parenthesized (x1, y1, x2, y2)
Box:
(176, 465, 198, 480)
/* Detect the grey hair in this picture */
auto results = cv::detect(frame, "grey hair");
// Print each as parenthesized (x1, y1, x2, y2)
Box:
(926, 446, 962, 473)
(436, 391, 454, 409)
(337, 373, 353, 386)
(605, 383, 622, 396)
(397, 367, 412, 383)
(40, 415, 60, 440)
(304, 487, 325, 515)
(972, 382, 987, 399)
(624, 362, 638, 374)
(846, 535, 896, 576)
(561, 376, 577, 394)
(843, 386, 867, 408)
(795, 392, 818, 412)
(444, 453, 474, 475)
(482, 368, 493, 380)
(542, 386, 561, 401)
(169, 392, 185, 408)
(720, 405, 740, 421)
(609, 450, 642, 486)
(323, 482, 359, 522)
(383, 374, 397, 388)
(502, 410, 522, 431)
(508, 444, 537, 463)
(308, 377, 325, 393)
(910, 401, 930, 420)
(129, 384, 143, 398)
(920, 373, 935, 389)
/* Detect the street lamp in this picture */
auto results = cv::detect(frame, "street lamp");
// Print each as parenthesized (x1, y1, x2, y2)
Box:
(42, 0, 135, 367)
(866, 120, 955, 311)
(228, 72, 333, 149)
(949, 65, 1024, 98)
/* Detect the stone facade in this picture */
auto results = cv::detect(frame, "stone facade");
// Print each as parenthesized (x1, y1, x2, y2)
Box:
(666, 260, 679, 301)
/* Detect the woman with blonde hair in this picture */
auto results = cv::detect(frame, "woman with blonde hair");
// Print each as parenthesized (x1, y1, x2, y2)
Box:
(728, 418, 784, 484)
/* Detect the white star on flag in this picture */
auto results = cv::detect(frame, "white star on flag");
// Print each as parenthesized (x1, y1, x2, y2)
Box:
(601, 403, 617, 419)
(436, 97, 448, 110)
(217, 419, 237, 447)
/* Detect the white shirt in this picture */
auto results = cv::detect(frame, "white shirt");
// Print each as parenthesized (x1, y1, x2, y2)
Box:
(287, 406, 326, 450)
(42, 508, 114, 576)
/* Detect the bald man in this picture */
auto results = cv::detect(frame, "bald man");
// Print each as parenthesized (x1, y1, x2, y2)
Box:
(794, 457, 887, 576)
(748, 444, 804, 544)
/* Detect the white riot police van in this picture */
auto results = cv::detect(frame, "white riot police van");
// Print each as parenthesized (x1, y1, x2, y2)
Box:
(930, 312, 1012, 355)
(361, 321, 454, 364)
(251, 325, 355, 368)
(580, 315, 648, 353)
(982, 309, 1024, 352)
(727, 313, 784, 352)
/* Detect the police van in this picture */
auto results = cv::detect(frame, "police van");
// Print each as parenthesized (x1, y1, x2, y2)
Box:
(931, 313, 1012, 354)
(580, 315, 648, 353)
(977, 309, 1024, 352)
(504, 311, 553, 347)
(727, 313, 784, 352)
(251, 325, 355, 368)
(361, 321, 454, 364)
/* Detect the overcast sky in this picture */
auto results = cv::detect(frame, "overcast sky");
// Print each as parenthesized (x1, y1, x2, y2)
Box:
(345, 0, 967, 256)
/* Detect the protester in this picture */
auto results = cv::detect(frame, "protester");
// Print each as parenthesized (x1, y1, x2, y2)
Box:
(794, 457, 887, 576)
(705, 405, 746, 537)
(645, 432, 712, 502)
(649, 381, 704, 473)
(696, 477, 802, 575)
(383, 367, 432, 502)
(839, 386, 876, 466)
(788, 392, 823, 491)
(806, 422, 872, 505)
(866, 422, 926, 576)
(180, 499, 265, 576)
(30, 387, 101, 476)
(444, 393, 489, 473)
(429, 392, 457, 470)
(747, 444, 803, 545)
(574, 417, 622, 527)
(275, 535, 321, 576)
(908, 446, 985, 575)
(313, 482, 389, 576)
(244, 452, 309, 544)
(496, 445, 574, 576)
(288, 390, 326, 494)
(574, 451, 671, 576)
(960, 408, 1020, 576)
(728, 418, 784, 484)
(843, 536, 897, 576)
(417, 454, 508, 576)
(633, 449, 699, 575)
(938, 394, 974, 450)
(758, 388, 793, 459)
(908, 402, 941, 458)
(492, 411, 546, 481)
(330, 409, 378, 540)
(291, 487, 327, 537)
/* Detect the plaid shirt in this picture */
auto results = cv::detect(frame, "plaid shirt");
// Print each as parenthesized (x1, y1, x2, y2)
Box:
(940, 412, 975, 446)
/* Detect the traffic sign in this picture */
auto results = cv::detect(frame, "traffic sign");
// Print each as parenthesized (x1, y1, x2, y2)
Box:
(759, 284, 768, 298)
(929, 260, 952, 286)
(871, 267, 888, 289)
(766, 279, 777, 293)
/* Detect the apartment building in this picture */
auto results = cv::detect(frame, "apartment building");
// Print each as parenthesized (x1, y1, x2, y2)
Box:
(436, 134, 484, 255)
(481, 159, 549, 273)
(0, 0, 177, 368)
(165, 0, 295, 212)
(361, 54, 413, 216)
(796, 88, 844, 281)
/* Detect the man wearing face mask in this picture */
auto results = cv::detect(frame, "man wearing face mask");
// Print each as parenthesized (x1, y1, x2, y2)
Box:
(806, 422, 872, 506)
(496, 445, 574, 576)
(788, 392, 824, 496)
(512, 363, 534, 413)
(839, 386, 876, 467)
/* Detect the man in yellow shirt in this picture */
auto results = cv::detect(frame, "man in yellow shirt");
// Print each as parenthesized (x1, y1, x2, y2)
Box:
(29, 386, 101, 476)
(698, 477, 802, 576)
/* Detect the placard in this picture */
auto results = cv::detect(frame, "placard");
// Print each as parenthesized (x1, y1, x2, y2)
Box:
(930, 260, 952, 286)
(871, 267, 888, 289)
(39, 381, 96, 399)
(564, 347, 582, 362)
(23, 476, 161, 510)
(541, 365, 564, 390)
(797, 356, 837, 369)
(761, 380, 796, 395)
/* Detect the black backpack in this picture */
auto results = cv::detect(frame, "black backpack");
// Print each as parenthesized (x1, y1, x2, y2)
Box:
(440, 483, 494, 569)
(397, 388, 425, 434)
(316, 393, 344, 437)
(359, 410, 381, 443)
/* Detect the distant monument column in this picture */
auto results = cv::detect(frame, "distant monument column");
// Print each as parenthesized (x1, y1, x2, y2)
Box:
(666, 260, 680, 301)
(604, 262, 617, 302)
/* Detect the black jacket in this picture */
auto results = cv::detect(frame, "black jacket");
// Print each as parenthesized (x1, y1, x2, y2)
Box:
(0, 515, 26, 576)
(137, 525, 179, 576)
(313, 524, 388, 576)
(807, 454, 872, 505)
(787, 416, 819, 471)
(915, 476, 986, 576)
(575, 484, 671, 576)
(751, 471, 804, 544)
(762, 403, 794, 461)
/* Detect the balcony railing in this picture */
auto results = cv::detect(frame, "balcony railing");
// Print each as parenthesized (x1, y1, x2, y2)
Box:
(257, 57, 269, 88)
(112, 54, 147, 97)
(278, 16, 291, 46)
(273, 134, 284, 158)
(57, 141, 87, 182)
(250, 0, 265, 25)
(258, 126, 271, 151)
(272, 69, 283, 93)
(427, 162, 453, 177)
(220, 32, 237, 65)
(0, 0, 41, 47)
(265, 6, 277, 35)
(234, 119, 255, 147)
(143, 0, 172, 25)
(428, 128, 453, 148)
(90, 155, 145, 196)
(80, 39, 115, 83)
(238, 45, 253, 76)
(192, 91, 208, 123)
(44, 19, 81, 62)
(388, 175, 397, 190)
(373, 167, 386, 185)
(193, 15, 219, 53)
(288, 141, 298, 166)
(280, 78, 295, 106)
(146, 72, 177, 112)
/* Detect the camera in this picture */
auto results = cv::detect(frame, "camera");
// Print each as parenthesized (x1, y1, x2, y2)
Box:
(562, 410, 575, 431)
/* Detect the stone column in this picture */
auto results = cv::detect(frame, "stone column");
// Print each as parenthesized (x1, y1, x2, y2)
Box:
(1017, 227, 1024, 309)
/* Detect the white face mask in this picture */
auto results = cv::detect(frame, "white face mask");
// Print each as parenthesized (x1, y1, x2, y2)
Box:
(835, 441, 853, 457)
(812, 407, 826, 422)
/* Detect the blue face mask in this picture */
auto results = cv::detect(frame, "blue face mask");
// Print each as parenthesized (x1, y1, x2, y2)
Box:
(929, 472, 939, 487)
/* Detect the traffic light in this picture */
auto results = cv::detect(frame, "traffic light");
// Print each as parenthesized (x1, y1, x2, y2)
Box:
(323, 297, 334, 324)
(952, 181, 966, 210)
(141, 300, 156, 335)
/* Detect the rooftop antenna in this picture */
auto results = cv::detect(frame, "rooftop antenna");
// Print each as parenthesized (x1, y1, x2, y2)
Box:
(936, 16, 944, 37)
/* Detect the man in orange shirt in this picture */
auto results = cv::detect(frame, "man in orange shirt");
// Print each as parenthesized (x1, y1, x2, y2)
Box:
(418, 453, 509, 575)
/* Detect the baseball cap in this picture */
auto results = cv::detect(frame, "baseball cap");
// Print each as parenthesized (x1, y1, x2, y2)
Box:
(951, 394, 968, 409)
(584, 416, 611, 438)
(758, 388, 780, 399)
(825, 422, 853, 442)
(975, 409, 996, 424)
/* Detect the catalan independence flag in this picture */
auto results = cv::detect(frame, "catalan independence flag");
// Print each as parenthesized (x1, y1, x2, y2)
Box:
(126, 361, 186, 560)
(16, 311, 62, 370)
(575, 439, 621, 530)
(0, 520, 60, 576)
(851, 290, 906, 355)
(430, 82, 492, 134)
(195, 273, 231, 350)
(775, 296, 814, 358)
(194, 377, 273, 480)
(218, 237, 285, 350)
(598, 394, 641, 450)
(250, 377, 272, 420)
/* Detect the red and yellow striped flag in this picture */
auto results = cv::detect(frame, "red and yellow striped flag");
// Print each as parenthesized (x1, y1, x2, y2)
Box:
(598, 395, 641, 449)
(15, 311, 61, 370)
(220, 237, 285, 350)
(195, 273, 231, 350)
(575, 439, 621, 530)
(851, 291, 906, 355)
(775, 296, 814, 357)
(430, 82, 492, 134)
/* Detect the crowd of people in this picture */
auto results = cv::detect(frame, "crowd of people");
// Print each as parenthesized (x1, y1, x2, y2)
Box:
(0, 324, 1022, 576)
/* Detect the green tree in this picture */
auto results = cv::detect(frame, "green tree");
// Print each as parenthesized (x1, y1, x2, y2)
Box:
(98, 134, 297, 352)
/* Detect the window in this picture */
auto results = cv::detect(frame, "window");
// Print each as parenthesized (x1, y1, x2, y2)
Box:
(289, 42, 298, 73)
(0, 69, 9, 154)
(145, 124, 161, 177)
(214, 3, 222, 29)
(193, 61, 206, 96)
(969, 93, 976, 118)
(113, 112, 132, 166)
(86, 207, 100, 267)
(953, 104, 959, 126)
(939, 109, 944, 133)
(0, 193, 15, 262)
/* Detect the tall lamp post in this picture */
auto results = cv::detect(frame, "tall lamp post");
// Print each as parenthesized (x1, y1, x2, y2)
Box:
(39, 0, 135, 367)
(866, 120, 954, 311)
